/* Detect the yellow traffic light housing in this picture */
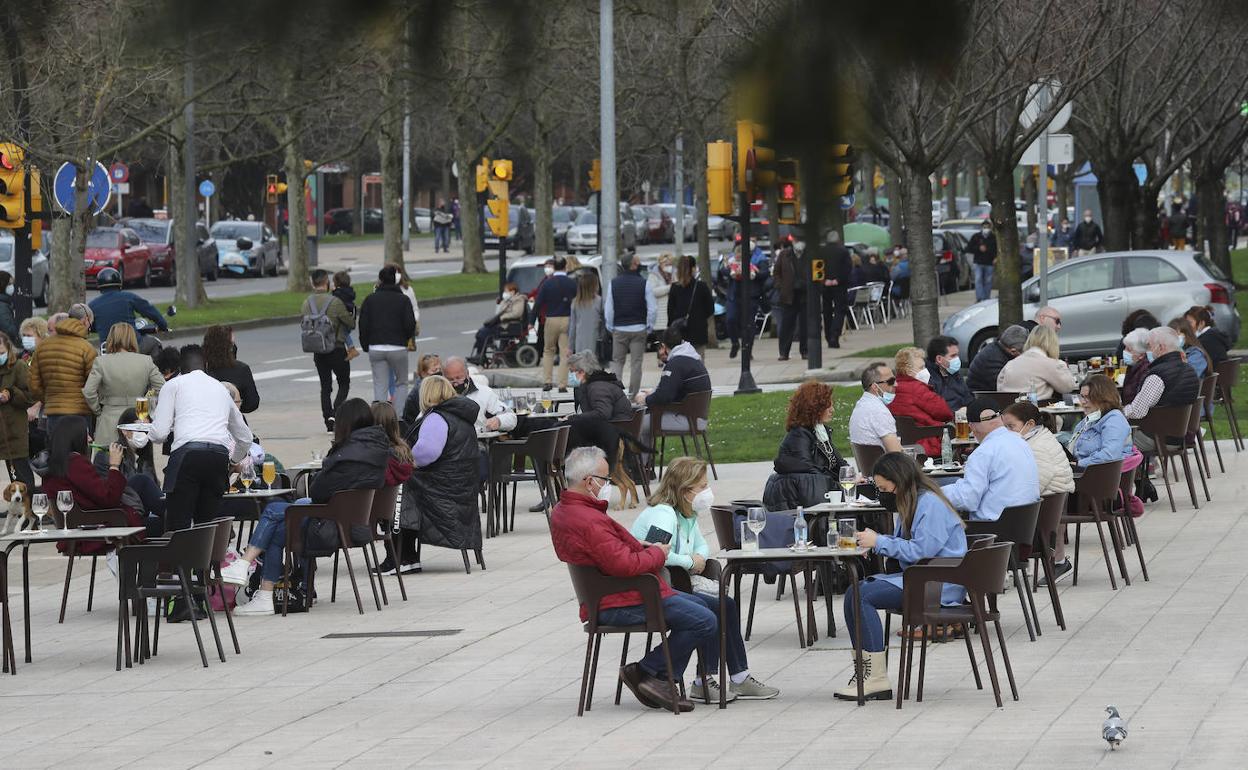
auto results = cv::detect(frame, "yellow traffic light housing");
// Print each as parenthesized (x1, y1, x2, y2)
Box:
(491, 159, 513, 182)
(776, 158, 800, 225)
(0, 143, 26, 229)
(828, 143, 855, 197)
(275, 182, 288, 196)
(706, 141, 733, 216)
(736, 120, 775, 192)
(589, 158, 602, 192)
(811, 258, 825, 282)
(475, 158, 490, 194)
(486, 179, 509, 237)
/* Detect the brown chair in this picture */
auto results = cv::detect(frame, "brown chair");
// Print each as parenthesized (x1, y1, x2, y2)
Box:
(205, 517, 241, 655)
(489, 427, 562, 536)
(59, 507, 135, 623)
(894, 542, 1017, 709)
(1029, 491, 1068, 631)
(1133, 403, 1199, 511)
(609, 409, 651, 499)
(1, 549, 14, 674)
(966, 500, 1043, 642)
(851, 443, 885, 478)
(565, 564, 682, 716)
(1213, 358, 1244, 451)
(973, 391, 1021, 410)
(1064, 460, 1128, 590)
(1198, 374, 1224, 473)
(282, 488, 378, 616)
(367, 485, 407, 603)
(894, 415, 946, 448)
(649, 390, 717, 480)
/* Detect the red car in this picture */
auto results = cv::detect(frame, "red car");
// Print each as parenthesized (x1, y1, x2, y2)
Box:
(84, 227, 153, 288)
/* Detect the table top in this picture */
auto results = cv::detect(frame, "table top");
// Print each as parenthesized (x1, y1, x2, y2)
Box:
(1, 526, 145, 546)
(286, 460, 322, 471)
(1040, 404, 1084, 415)
(805, 501, 886, 514)
(951, 438, 978, 446)
(224, 488, 294, 498)
(477, 430, 503, 440)
(924, 467, 965, 477)
(717, 546, 872, 561)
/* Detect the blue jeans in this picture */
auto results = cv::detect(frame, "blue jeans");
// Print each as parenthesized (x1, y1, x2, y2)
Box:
(598, 591, 745, 679)
(249, 497, 310, 582)
(974, 264, 994, 302)
(434, 224, 451, 252)
(843, 577, 903, 653)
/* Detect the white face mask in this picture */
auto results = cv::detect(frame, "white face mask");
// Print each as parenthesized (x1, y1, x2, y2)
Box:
(1085, 410, 1102, 424)
(127, 432, 150, 450)
(594, 479, 616, 504)
(813, 424, 829, 443)
(690, 488, 714, 513)
(914, 368, 931, 385)
(544, 266, 554, 276)
(502, 291, 513, 300)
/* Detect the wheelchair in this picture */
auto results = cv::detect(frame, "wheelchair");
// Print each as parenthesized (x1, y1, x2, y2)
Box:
(478, 303, 541, 369)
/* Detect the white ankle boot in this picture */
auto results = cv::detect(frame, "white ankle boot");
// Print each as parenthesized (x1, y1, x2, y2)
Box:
(834, 650, 892, 701)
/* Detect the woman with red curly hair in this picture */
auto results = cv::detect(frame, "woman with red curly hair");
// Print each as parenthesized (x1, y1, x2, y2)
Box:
(763, 380, 849, 511)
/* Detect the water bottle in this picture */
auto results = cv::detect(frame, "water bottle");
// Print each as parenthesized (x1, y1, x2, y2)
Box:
(1027, 379, 1039, 406)
(793, 508, 807, 550)
(940, 427, 953, 466)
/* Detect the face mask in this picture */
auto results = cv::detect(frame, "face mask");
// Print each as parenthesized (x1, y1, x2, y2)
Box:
(1023, 425, 1042, 440)
(594, 479, 614, 504)
(128, 432, 150, 449)
(567, 371, 579, 388)
(21, 335, 36, 351)
(1122, 350, 1134, 366)
(1146, 351, 1156, 363)
(981, 228, 991, 235)
(661, 264, 673, 275)
(914, 368, 931, 385)
(452, 380, 469, 395)
(813, 424, 829, 443)
(544, 266, 554, 276)
(690, 488, 714, 513)
(3, 284, 12, 296)
(502, 291, 513, 300)
(1085, 409, 1102, 424)
(876, 490, 897, 512)
(945, 356, 961, 375)
(880, 390, 895, 406)
(0, 352, 7, 365)
(1084, 216, 1093, 223)
(1062, 224, 1070, 231)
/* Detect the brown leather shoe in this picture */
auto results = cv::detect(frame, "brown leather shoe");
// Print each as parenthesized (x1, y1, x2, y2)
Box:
(636, 671, 695, 712)
(619, 663, 660, 709)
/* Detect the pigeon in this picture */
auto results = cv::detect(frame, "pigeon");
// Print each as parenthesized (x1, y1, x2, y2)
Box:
(1103, 705, 1128, 750)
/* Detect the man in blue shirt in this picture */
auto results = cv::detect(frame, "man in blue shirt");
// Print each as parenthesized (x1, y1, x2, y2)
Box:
(943, 397, 1039, 521)
(87, 267, 168, 345)
(604, 253, 656, 397)
(534, 256, 578, 391)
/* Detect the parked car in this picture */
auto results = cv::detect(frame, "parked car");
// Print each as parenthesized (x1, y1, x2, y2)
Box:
(656, 203, 696, 242)
(933, 229, 970, 292)
(704, 212, 738, 240)
(506, 254, 603, 299)
(210, 220, 282, 277)
(324, 207, 384, 235)
(120, 217, 219, 284)
(565, 206, 637, 254)
(411, 207, 432, 233)
(0, 233, 49, 306)
(552, 206, 579, 249)
(482, 204, 536, 254)
(942, 250, 1240, 361)
(84, 228, 153, 288)
(633, 205, 670, 244)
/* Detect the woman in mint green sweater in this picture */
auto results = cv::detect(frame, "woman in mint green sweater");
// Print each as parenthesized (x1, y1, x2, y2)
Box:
(627, 456, 779, 703)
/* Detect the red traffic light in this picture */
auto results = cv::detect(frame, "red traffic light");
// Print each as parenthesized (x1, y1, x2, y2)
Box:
(781, 183, 796, 200)
(0, 152, 12, 171)
(267, 183, 277, 194)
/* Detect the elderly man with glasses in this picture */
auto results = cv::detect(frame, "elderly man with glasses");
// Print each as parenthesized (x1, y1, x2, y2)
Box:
(849, 361, 903, 453)
(1033, 306, 1062, 331)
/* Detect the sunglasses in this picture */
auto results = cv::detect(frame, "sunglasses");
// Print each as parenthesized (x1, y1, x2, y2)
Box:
(879, 377, 897, 386)
(1041, 315, 1062, 326)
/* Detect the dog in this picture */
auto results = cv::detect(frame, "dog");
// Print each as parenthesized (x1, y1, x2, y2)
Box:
(2, 481, 35, 534)
(609, 432, 656, 511)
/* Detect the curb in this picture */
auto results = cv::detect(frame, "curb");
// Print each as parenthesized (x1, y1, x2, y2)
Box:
(164, 291, 497, 342)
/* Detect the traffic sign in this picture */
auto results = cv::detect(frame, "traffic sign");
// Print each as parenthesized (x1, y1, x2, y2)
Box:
(839, 193, 855, 211)
(198, 179, 216, 198)
(53, 160, 111, 215)
(109, 162, 129, 183)
(1021, 133, 1074, 165)
(1021, 79, 1072, 134)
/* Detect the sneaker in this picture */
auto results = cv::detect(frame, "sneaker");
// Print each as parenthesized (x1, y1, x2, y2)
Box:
(219, 558, 251, 587)
(234, 590, 273, 616)
(691, 677, 737, 703)
(374, 555, 398, 576)
(1038, 559, 1073, 587)
(106, 550, 118, 579)
(731, 674, 780, 700)
(400, 560, 422, 574)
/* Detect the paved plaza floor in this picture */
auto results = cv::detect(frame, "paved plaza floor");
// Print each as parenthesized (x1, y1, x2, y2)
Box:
(3, 450, 1248, 769)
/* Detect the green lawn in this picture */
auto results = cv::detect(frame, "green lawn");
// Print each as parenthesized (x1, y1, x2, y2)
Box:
(318, 231, 434, 244)
(701, 386, 860, 465)
(172, 271, 497, 329)
(844, 343, 908, 360)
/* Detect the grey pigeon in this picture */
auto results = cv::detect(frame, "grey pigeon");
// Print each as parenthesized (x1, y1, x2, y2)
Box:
(1103, 705, 1128, 750)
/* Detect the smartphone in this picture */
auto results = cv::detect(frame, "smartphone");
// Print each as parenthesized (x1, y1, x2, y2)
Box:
(645, 525, 673, 545)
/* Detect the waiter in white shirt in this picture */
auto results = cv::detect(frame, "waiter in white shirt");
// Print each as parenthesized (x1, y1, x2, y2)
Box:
(149, 344, 253, 532)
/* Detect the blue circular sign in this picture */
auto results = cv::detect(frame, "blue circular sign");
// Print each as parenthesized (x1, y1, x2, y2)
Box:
(198, 179, 216, 198)
(53, 161, 112, 215)
(839, 193, 856, 211)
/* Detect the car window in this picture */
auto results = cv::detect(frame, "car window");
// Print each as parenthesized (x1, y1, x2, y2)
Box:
(1047, 258, 1115, 299)
(210, 222, 261, 240)
(576, 211, 596, 226)
(127, 220, 168, 243)
(1124, 257, 1184, 287)
(86, 230, 119, 248)
(1194, 252, 1229, 281)
(0, 240, 12, 261)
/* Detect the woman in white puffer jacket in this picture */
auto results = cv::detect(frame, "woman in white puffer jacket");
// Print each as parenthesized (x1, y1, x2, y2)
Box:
(1001, 401, 1075, 497)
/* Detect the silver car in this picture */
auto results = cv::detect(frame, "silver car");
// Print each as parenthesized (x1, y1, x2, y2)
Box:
(0, 233, 50, 306)
(942, 250, 1239, 360)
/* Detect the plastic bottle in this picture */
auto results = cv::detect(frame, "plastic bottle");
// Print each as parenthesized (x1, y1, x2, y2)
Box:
(941, 427, 954, 466)
(793, 508, 807, 550)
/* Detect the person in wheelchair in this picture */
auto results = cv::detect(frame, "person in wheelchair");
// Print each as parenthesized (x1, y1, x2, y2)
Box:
(468, 282, 526, 364)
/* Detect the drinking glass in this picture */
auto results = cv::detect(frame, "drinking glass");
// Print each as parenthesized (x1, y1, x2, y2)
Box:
(240, 464, 256, 492)
(31, 493, 49, 532)
(262, 460, 277, 488)
(541, 397, 554, 413)
(955, 416, 971, 440)
(835, 517, 858, 550)
(745, 507, 767, 552)
(515, 395, 530, 415)
(1078, 360, 1089, 377)
(311, 449, 323, 464)
(134, 396, 149, 422)
(838, 466, 857, 503)
(56, 490, 74, 529)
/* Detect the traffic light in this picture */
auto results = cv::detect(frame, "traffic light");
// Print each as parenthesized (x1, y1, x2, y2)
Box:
(486, 179, 509, 237)
(266, 173, 279, 204)
(275, 182, 288, 196)
(811, 258, 825, 282)
(475, 157, 490, 193)
(589, 158, 602, 192)
(706, 141, 733, 216)
(0, 143, 25, 229)
(491, 159, 513, 182)
(30, 171, 43, 250)
(776, 158, 800, 225)
(736, 120, 775, 192)
(827, 143, 855, 197)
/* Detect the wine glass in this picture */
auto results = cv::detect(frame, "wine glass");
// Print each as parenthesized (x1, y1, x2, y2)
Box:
(240, 464, 256, 493)
(839, 466, 857, 503)
(541, 396, 554, 413)
(262, 460, 277, 489)
(56, 490, 74, 529)
(745, 507, 767, 552)
(31, 493, 49, 532)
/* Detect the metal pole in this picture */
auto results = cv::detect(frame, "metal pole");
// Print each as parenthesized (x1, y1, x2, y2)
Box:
(674, 133, 685, 257)
(14, 167, 32, 323)
(499, 241, 506, 296)
(401, 110, 411, 252)
(598, 0, 619, 284)
(182, 40, 197, 297)
(735, 190, 759, 394)
(1038, 100, 1050, 306)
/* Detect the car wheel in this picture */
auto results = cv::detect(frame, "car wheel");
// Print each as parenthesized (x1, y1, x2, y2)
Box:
(968, 328, 998, 363)
(141, 262, 152, 288)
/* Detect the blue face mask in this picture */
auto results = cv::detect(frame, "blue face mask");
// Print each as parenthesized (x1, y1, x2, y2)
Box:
(1146, 351, 1156, 363)
(21, 336, 36, 352)
(0, 352, 8, 365)
(945, 356, 961, 375)
(880, 390, 895, 406)
(1122, 350, 1134, 366)
(567, 371, 579, 388)
(1177, 337, 1185, 350)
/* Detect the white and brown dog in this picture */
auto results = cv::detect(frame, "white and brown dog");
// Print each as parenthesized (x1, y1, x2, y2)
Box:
(1, 481, 35, 535)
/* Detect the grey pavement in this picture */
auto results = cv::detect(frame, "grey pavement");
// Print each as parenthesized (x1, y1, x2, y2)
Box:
(5, 446, 1248, 767)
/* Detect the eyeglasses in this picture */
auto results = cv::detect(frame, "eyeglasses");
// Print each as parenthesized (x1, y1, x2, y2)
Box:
(880, 377, 897, 386)
(1041, 315, 1062, 327)
(590, 475, 611, 483)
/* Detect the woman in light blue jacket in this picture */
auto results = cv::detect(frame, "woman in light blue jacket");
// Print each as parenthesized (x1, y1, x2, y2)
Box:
(1068, 374, 1131, 468)
(837, 452, 966, 703)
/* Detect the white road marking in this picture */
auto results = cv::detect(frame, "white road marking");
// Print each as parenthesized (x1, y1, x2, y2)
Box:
(260, 355, 307, 365)
(292, 369, 374, 383)
(252, 368, 312, 381)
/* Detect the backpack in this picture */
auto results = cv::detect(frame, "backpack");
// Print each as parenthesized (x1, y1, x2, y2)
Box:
(300, 294, 337, 354)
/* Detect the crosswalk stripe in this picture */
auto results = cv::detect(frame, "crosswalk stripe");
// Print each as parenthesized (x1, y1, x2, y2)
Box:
(252, 368, 312, 381)
(292, 369, 374, 383)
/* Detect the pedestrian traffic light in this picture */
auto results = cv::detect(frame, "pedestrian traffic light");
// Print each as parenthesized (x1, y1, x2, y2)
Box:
(776, 158, 800, 225)
(475, 157, 490, 194)
(0, 143, 26, 229)
(266, 174, 279, 204)
(736, 120, 775, 192)
(589, 158, 602, 192)
(827, 143, 855, 197)
(486, 179, 509, 237)
(706, 141, 733, 216)
(275, 182, 288, 196)
(811, 258, 825, 282)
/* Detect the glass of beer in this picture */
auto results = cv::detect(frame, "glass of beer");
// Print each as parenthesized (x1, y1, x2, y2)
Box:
(955, 415, 970, 440)
(240, 464, 255, 492)
(262, 460, 277, 488)
(134, 397, 149, 421)
(835, 517, 857, 550)
(1090, 356, 1102, 369)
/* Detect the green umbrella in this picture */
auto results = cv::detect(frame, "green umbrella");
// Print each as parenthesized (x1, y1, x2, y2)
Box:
(843, 222, 892, 250)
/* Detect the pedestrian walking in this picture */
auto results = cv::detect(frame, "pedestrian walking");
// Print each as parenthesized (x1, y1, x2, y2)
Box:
(332, 271, 360, 361)
(773, 238, 807, 361)
(302, 269, 356, 432)
(568, 270, 604, 367)
(359, 264, 417, 407)
(605, 253, 656, 397)
(819, 232, 851, 349)
(665, 255, 714, 357)
(433, 198, 453, 253)
(534, 256, 577, 391)
(965, 220, 997, 303)
(1168, 203, 1188, 250)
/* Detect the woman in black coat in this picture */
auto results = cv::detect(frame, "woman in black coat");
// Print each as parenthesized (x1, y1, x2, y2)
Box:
(202, 324, 260, 413)
(1185, 305, 1230, 367)
(763, 381, 848, 511)
(666, 256, 714, 353)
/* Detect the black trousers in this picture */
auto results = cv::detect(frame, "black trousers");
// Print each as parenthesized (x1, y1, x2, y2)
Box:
(778, 301, 807, 358)
(822, 288, 848, 347)
(313, 347, 351, 421)
(164, 446, 229, 532)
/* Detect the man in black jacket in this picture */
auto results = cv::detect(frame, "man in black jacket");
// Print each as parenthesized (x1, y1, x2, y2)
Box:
(773, 239, 807, 360)
(926, 335, 974, 411)
(965, 221, 997, 303)
(1072, 209, 1104, 256)
(358, 265, 417, 407)
(820, 232, 853, 348)
(966, 324, 1028, 392)
(635, 323, 711, 454)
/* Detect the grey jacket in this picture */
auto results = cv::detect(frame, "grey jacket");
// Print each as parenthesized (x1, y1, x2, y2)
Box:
(82, 351, 165, 443)
(568, 296, 603, 355)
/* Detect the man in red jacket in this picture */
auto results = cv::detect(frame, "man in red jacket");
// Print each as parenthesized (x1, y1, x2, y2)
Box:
(550, 446, 722, 711)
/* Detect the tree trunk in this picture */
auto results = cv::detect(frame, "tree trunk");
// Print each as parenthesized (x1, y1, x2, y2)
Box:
(1195, 165, 1228, 273)
(988, 166, 1023, 326)
(887, 168, 905, 247)
(1095, 161, 1137, 252)
(1132, 181, 1163, 250)
(456, 147, 487, 273)
(1023, 169, 1038, 235)
(903, 167, 939, 344)
(943, 161, 957, 221)
(282, 138, 310, 292)
(691, 161, 710, 267)
(378, 111, 403, 267)
(47, 216, 76, 313)
(441, 161, 452, 209)
(168, 64, 206, 308)
(533, 110, 555, 256)
(1055, 168, 1070, 225)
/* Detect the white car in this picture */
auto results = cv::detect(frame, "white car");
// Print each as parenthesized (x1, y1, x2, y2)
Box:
(565, 207, 637, 254)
